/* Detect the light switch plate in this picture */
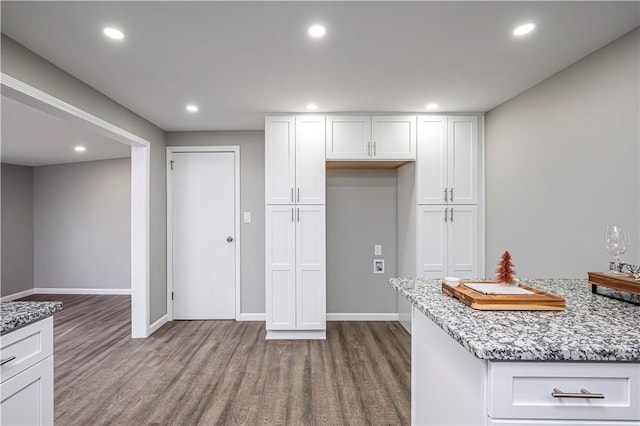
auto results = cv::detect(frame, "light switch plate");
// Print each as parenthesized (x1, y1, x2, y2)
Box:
(243, 212, 251, 223)
(374, 245, 382, 256)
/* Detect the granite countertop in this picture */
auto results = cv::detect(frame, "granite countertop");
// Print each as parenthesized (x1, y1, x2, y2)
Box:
(1, 301, 63, 334)
(390, 278, 640, 362)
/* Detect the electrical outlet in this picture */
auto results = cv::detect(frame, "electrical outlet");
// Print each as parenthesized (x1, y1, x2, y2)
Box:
(243, 212, 251, 223)
(374, 245, 382, 256)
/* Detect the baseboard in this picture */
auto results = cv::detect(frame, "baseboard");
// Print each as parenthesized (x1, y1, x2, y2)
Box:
(327, 313, 400, 321)
(237, 313, 266, 321)
(33, 288, 132, 295)
(266, 330, 326, 340)
(149, 314, 168, 335)
(236, 313, 399, 322)
(1, 289, 36, 302)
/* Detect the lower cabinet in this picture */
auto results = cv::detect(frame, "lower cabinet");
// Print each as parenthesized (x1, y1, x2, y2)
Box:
(412, 307, 640, 426)
(417, 205, 478, 279)
(266, 205, 326, 339)
(488, 362, 640, 424)
(1, 317, 54, 426)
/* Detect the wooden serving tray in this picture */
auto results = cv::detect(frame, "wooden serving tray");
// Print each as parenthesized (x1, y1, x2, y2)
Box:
(442, 281, 565, 311)
(588, 272, 640, 296)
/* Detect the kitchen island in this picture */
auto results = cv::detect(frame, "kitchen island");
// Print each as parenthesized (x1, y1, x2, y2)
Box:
(390, 278, 640, 425)
(1, 300, 62, 425)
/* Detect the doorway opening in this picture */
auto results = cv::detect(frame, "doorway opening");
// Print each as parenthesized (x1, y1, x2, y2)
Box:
(1, 74, 152, 338)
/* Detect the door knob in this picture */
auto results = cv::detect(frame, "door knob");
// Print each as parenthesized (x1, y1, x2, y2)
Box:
(226, 236, 233, 242)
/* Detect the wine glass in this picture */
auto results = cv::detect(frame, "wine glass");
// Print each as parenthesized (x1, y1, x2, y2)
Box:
(603, 225, 630, 274)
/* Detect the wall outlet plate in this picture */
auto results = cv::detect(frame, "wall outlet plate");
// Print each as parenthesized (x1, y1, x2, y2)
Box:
(374, 244, 382, 256)
(374, 259, 385, 274)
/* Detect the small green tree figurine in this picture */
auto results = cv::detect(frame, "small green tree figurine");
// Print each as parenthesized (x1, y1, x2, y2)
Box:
(495, 251, 517, 284)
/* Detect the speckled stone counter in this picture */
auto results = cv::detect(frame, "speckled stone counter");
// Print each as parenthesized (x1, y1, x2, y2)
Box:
(390, 278, 640, 361)
(1, 301, 63, 334)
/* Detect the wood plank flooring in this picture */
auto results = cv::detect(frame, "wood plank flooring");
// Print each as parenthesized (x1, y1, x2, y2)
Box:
(21, 294, 411, 425)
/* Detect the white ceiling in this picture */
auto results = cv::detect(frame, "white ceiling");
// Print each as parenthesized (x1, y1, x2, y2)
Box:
(1, 2, 639, 131)
(1, 95, 131, 167)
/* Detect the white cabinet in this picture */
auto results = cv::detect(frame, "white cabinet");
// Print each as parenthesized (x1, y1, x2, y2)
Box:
(1, 317, 54, 426)
(417, 205, 478, 279)
(295, 206, 326, 330)
(488, 362, 640, 423)
(265, 205, 296, 330)
(326, 115, 416, 160)
(266, 205, 326, 339)
(417, 115, 478, 204)
(265, 114, 327, 340)
(325, 115, 370, 159)
(265, 115, 325, 205)
(295, 116, 326, 204)
(412, 307, 640, 426)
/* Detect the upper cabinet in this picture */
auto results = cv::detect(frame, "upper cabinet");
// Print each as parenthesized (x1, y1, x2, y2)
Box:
(326, 115, 416, 160)
(265, 115, 326, 205)
(417, 115, 478, 204)
(325, 115, 370, 159)
(295, 116, 326, 204)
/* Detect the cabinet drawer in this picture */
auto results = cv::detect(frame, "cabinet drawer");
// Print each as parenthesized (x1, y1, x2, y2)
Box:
(1, 317, 54, 383)
(488, 362, 640, 421)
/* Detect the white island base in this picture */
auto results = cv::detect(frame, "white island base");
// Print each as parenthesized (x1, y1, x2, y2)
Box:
(412, 307, 640, 425)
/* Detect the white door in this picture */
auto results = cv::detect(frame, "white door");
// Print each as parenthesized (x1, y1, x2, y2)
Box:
(417, 115, 448, 204)
(172, 151, 236, 319)
(371, 115, 416, 159)
(448, 116, 478, 204)
(295, 205, 326, 330)
(266, 206, 296, 330)
(326, 115, 371, 159)
(417, 206, 448, 279)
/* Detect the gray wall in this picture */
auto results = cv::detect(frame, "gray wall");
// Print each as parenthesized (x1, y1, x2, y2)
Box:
(485, 28, 640, 278)
(1, 164, 34, 296)
(327, 169, 398, 314)
(33, 159, 131, 289)
(2, 35, 167, 322)
(166, 131, 265, 313)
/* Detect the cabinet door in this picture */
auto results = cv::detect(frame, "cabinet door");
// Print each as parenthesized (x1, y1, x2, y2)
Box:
(371, 115, 416, 159)
(417, 206, 448, 278)
(266, 206, 296, 330)
(265, 116, 295, 204)
(295, 116, 326, 204)
(295, 206, 326, 330)
(417, 116, 448, 204)
(448, 116, 478, 204)
(448, 206, 478, 279)
(0, 356, 53, 426)
(326, 115, 371, 159)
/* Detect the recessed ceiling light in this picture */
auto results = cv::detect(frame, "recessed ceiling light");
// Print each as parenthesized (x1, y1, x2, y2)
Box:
(308, 25, 327, 38)
(103, 27, 125, 40)
(74, 145, 86, 152)
(186, 104, 199, 113)
(306, 103, 318, 111)
(513, 23, 535, 36)
(426, 103, 439, 110)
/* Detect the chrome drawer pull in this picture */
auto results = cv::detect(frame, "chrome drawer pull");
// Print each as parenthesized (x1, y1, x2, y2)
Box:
(0, 355, 16, 366)
(552, 388, 605, 399)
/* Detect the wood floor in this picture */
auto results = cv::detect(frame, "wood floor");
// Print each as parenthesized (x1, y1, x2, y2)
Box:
(22, 294, 411, 425)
